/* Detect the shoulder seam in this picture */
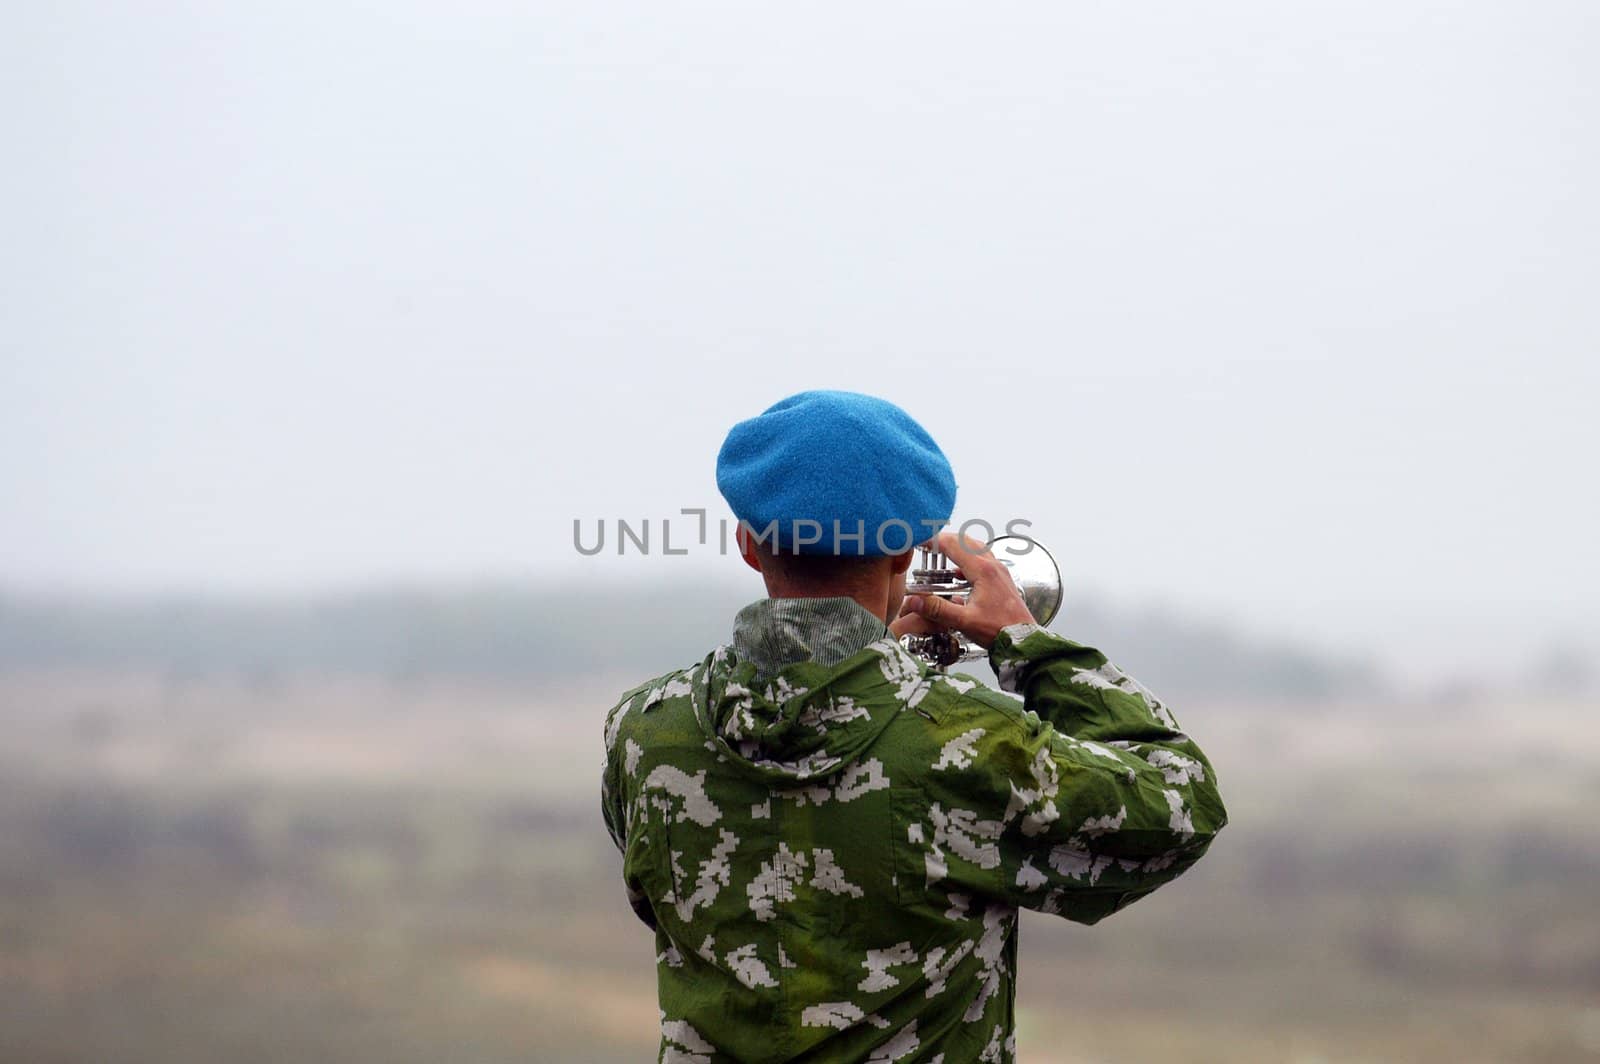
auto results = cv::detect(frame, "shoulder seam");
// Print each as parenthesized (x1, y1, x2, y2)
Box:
(610, 662, 696, 710)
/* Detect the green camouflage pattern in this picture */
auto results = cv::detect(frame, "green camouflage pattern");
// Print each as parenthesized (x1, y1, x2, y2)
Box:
(602, 596, 1227, 1063)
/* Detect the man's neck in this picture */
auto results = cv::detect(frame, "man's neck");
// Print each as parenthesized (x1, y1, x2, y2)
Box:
(761, 582, 891, 625)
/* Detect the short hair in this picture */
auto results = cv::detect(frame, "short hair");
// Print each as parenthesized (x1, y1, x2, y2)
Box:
(754, 542, 896, 588)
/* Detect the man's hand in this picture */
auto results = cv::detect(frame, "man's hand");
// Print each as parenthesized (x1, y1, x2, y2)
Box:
(891, 531, 1037, 651)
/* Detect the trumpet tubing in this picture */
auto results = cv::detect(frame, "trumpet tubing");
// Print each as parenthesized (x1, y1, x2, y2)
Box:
(899, 535, 1062, 670)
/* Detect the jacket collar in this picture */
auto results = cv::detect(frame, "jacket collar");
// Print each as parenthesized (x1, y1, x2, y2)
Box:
(731, 596, 890, 680)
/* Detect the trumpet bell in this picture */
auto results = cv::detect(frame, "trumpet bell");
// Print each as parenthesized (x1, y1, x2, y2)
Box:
(989, 535, 1063, 628)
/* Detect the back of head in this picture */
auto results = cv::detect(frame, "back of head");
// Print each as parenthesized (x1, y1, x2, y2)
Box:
(746, 540, 890, 597)
(715, 389, 958, 563)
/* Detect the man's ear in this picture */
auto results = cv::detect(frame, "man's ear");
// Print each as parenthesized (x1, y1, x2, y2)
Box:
(736, 524, 764, 574)
(889, 547, 917, 576)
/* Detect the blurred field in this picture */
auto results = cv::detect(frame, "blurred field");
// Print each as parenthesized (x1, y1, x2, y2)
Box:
(1, 671, 1597, 1063)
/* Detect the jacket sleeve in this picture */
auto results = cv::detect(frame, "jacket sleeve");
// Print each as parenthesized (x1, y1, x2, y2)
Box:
(600, 688, 633, 856)
(600, 741, 627, 857)
(600, 689, 660, 930)
(927, 622, 1227, 924)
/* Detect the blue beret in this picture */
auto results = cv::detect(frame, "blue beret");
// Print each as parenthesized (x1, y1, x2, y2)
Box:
(716, 390, 957, 556)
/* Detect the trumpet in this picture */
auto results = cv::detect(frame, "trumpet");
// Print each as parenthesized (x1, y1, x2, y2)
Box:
(898, 535, 1063, 670)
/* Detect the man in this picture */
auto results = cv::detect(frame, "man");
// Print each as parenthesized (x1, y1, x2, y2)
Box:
(601, 390, 1227, 1063)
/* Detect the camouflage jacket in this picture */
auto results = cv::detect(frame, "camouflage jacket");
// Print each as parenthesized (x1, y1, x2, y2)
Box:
(601, 597, 1227, 1063)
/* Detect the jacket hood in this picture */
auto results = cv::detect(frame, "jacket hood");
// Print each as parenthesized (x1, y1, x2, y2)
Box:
(688, 600, 933, 786)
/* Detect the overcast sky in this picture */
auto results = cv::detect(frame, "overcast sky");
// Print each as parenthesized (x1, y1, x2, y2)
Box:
(2, 2, 1595, 683)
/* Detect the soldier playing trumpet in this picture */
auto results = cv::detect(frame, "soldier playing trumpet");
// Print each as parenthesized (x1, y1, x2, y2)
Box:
(601, 389, 1227, 1063)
